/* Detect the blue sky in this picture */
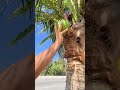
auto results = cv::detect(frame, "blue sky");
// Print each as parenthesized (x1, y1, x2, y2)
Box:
(35, 23, 59, 61)
(0, 1, 58, 71)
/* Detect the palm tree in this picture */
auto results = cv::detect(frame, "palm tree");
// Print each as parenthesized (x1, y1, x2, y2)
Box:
(36, 0, 85, 90)
(0, 0, 34, 45)
(5, 0, 120, 89)
(85, 0, 120, 89)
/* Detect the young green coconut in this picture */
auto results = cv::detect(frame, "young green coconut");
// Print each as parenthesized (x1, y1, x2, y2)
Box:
(57, 19, 71, 30)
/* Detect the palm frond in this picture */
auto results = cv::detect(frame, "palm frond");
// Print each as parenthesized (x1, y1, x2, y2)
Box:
(39, 23, 54, 34)
(9, 0, 34, 20)
(10, 24, 34, 46)
(39, 33, 54, 45)
(36, 0, 85, 56)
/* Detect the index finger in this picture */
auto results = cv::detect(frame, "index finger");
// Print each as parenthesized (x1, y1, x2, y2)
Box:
(61, 28, 69, 35)
(58, 22, 62, 32)
(54, 23, 58, 34)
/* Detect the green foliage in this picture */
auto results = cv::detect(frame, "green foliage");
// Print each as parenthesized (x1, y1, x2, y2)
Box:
(36, 0, 85, 56)
(9, 0, 34, 19)
(41, 59, 66, 76)
(36, 0, 84, 23)
(57, 19, 70, 30)
(9, 0, 34, 46)
(2, 0, 84, 57)
(0, 0, 34, 46)
(10, 24, 34, 45)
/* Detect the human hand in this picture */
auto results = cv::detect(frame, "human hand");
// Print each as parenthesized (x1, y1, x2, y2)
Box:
(54, 23, 68, 44)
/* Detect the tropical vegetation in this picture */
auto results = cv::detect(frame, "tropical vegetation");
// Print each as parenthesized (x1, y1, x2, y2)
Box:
(2, 0, 120, 90)
(35, 0, 85, 90)
(41, 59, 66, 76)
(0, 1, 85, 89)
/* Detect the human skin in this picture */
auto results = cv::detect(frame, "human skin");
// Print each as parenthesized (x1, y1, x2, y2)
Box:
(0, 23, 68, 90)
(35, 23, 68, 79)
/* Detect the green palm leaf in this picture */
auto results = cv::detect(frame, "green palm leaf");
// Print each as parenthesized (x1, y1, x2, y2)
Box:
(9, 0, 34, 19)
(39, 33, 54, 45)
(4, 0, 84, 56)
(36, 0, 84, 56)
(10, 24, 34, 46)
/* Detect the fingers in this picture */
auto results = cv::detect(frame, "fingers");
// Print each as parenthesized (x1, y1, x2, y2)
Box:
(61, 28, 69, 35)
(58, 23, 62, 32)
(54, 22, 63, 35)
(54, 23, 59, 37)
(54, 23, 58, 34)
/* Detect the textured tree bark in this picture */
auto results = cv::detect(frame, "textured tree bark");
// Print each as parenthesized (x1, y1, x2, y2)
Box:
(65, 60, 85, 90)
(85, 0, 120, 90)
(63, 22, 85, 90)
(86, 82, 112, 90)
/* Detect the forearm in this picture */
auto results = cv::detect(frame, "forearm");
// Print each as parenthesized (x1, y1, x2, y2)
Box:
(35, 41, 61, 79)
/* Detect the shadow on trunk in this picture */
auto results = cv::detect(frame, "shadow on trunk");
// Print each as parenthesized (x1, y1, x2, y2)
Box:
(85, 0, 120, 90)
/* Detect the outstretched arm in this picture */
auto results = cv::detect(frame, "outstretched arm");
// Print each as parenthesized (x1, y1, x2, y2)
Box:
(35, 23, 68, 79)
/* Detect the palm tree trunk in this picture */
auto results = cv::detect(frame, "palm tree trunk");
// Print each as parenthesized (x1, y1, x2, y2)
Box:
(86, 82, 112, 90)
(85, 0, 120, 89)
(65, 60, 85, 90)
(63, 22, 85, 90)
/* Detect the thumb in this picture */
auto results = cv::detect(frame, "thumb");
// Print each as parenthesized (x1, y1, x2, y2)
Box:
(61, 28, 69, 35)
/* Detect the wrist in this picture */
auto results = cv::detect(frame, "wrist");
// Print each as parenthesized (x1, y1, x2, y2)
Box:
(56, 39, 63, 44)
(55, 40, 62, 47)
